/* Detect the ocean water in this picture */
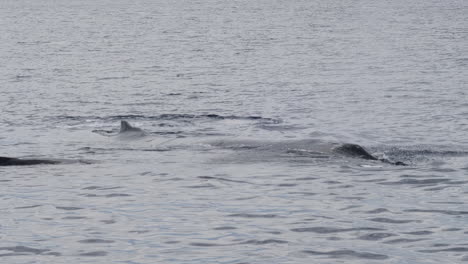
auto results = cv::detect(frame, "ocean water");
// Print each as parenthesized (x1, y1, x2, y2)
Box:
(1, 0, 467, 263)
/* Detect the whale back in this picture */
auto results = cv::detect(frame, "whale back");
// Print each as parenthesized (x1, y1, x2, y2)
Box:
(0, 157, 16, 165)
(333, 144, 378, 160)
(0, 156, 59, 166)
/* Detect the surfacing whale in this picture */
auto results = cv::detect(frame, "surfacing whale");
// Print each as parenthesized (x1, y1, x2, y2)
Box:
(0, 156, 60, 166)
(209, 139, 407, 166)
(334, 144, 406, 165)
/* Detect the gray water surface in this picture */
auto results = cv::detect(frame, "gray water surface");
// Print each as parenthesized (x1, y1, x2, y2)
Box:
(1, 0, 467, 263)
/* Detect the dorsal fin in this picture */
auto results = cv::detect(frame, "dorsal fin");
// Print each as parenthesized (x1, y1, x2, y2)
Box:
(120, 120, 136, 132)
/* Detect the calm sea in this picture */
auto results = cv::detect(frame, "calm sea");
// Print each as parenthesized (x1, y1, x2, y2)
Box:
(1, 0, 467, 263)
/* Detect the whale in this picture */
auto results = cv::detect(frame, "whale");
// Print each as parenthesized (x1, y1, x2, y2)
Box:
(209, 139, 407, 166)
(1, 121, 406, 166)
(333, 143, 406, 165)
(0, 156, 94, 166)
(115, 121, 407, 165)
(0, 156, 60, 166)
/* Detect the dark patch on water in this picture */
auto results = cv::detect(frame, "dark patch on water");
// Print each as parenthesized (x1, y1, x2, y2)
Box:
(80, 193, 131, 198)
(190, 242, 225, 247)
(101, 219, 116, 224)
(240, 239, 288, 245)
(82, 186, 121, 190)
(164, 241, 180, 244)
(404, 209, 468, 215)
(432, 243, 450, 247)
(368, 218, 417, 224)
(442, 228, 462, 232)
(14, 205, 42, 209)
(357, 233, 397, 241)
(365, 208, 389, 214)
(419, 247, 468, 253)
(129, 230, 150, 234)
(78, 251, 108, 256)
(337, 196, 364, 200)
(228, 213, 280, 218)
(63, 216, 88, 220)
(383, 238, 428, 244)
(44, 252, 61, 256)
(340, 205, 361, 211)
(379, 178, 451, 186)
(404, 231, 434, 235)
(293, 177, 318, 181)
(291, 227, 384, 233)
(184, 184, 217, 189)
(429, 201, 464, 204)
(105, 193, 131, 197)
(288, 192, 317, 196)
(302, 249, 389, 260)
(0, 246, 50, 255)
(214, 226, 237, 230)
(78, 239, 114, 244)
(198, 176, 252, 184)
(278, 183, 297, 187)
(56, 206, 83, 211)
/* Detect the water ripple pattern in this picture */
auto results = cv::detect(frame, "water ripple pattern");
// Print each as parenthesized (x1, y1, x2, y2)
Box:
(0, 0, 467, 263)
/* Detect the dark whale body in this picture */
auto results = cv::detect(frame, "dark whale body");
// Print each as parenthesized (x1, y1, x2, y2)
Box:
(1, 121, 138, 167)
(334, 144, 406, 165)
(0, 156, 60, 166)
(334, 144, 379, 160)
(1, 121, 407, 166)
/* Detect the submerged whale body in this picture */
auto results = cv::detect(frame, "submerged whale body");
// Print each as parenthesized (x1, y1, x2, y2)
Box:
(0, 156, 60, 166)
(210, 139, 407, 166)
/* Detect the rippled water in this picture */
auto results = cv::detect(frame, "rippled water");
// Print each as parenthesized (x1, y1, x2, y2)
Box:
(1, 0, 467, 263)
